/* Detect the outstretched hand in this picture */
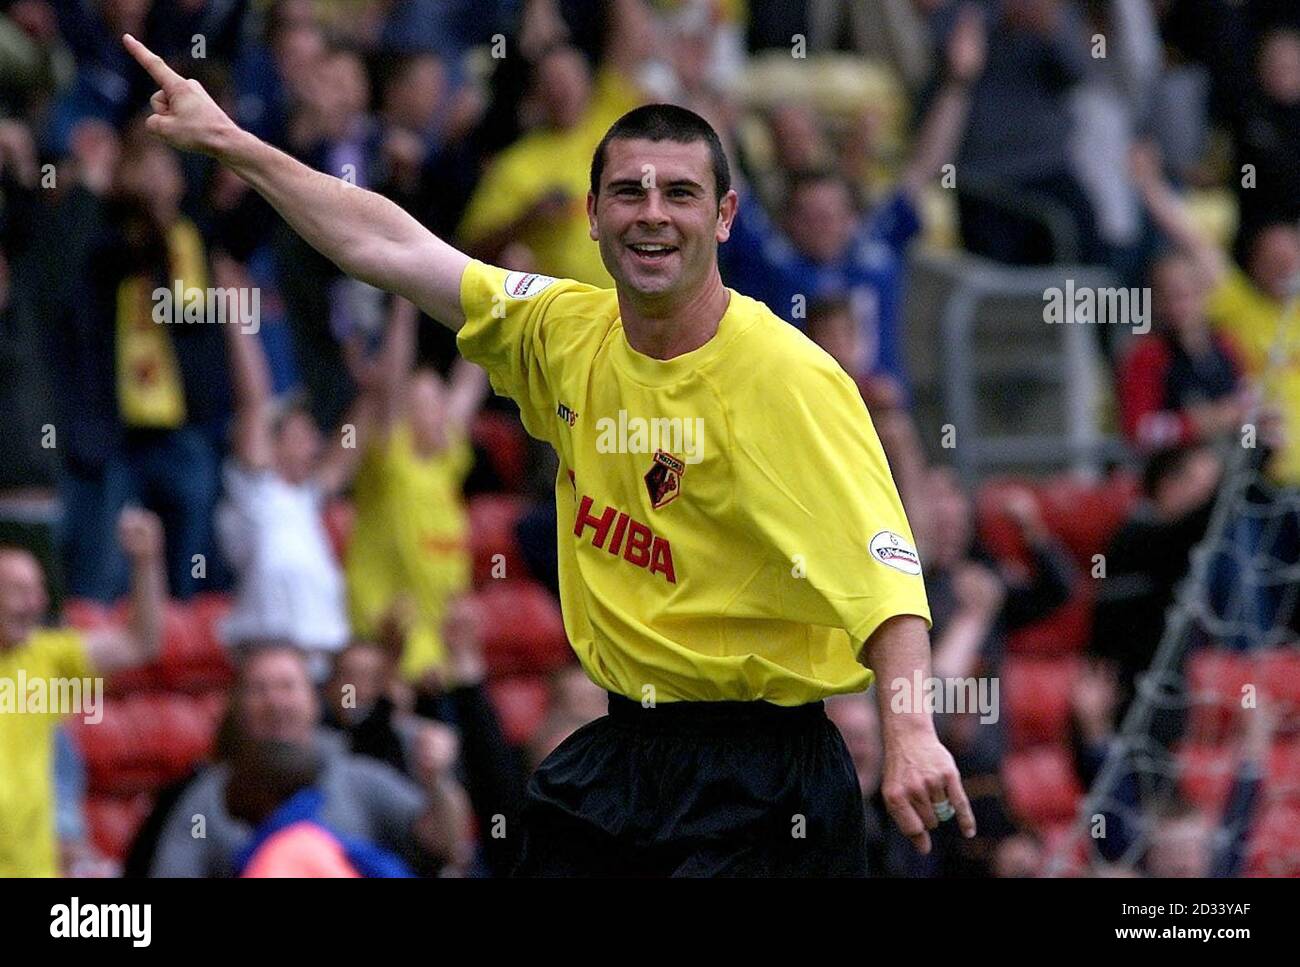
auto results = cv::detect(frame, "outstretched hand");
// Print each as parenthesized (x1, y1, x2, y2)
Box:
(123, 34, 238, 158)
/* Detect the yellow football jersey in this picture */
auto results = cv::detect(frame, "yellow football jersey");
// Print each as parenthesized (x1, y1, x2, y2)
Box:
(457, 261, 931, 705)
(1207, 266, 1300, 484)
(346, 424, 473, 680)
(457, 69, 642, 288)
(0, 629, 93, 877)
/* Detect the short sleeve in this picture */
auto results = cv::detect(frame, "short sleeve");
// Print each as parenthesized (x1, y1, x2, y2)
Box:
(733, 360, 931, 652)
(455, 260, 593, 446)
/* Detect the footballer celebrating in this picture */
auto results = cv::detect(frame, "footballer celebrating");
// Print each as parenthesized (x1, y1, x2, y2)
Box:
(124, 34, 975, 876)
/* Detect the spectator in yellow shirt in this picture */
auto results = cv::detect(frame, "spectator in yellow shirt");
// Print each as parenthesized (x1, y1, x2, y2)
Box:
(457, 43, 643, 287)
(0, 509, 166, 876)
(346, 298, 488, 686)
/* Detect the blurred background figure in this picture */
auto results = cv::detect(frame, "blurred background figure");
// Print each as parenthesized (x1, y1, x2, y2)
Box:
(226, 737, 413, 877)
(345, 296, 488, 691)
(2, 0, 1298, 878)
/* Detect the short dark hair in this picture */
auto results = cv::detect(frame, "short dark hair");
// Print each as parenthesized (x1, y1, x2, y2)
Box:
(805, 296, 855, 338)
(784, 168, 858, 212)
(590, 104, 731, 203)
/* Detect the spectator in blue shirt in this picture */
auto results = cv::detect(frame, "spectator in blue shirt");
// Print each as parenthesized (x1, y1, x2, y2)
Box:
(720, 3, 986, 396)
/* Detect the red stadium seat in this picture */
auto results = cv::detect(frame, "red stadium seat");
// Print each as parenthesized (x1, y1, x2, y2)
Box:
(1002, 745, 1083, 826)
(486, 675, 552, 747)
(159, 598, 235, 692)
(1186, 648, 1256, 744)
(1245, 802, 1300, 877)
(1259, 650, 1300, 727)
(1178, 742, 1238, 813)
(1039, 821, 1089, 877)
(63, 598, 113, 631)
(1008, 593, 1092, 657)
(476, 580, 571, 676)
(1003, 656, 1079, 749)
(977, 474, 1139, 657)
(469, 495, 532, 587)
(1268, 736, 1300, 802)
(471, 411, 529, 493)
(977, 473, 1139, 571)
(71, 692, 219, 795)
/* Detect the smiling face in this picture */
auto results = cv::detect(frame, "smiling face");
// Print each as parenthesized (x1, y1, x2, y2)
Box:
(587, 137, 737, 306)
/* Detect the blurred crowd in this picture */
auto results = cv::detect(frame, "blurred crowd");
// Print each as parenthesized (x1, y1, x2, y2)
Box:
(1, 0, 1299, 878)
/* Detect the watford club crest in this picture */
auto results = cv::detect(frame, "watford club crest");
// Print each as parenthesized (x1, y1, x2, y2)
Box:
(644, 450, 685, 509)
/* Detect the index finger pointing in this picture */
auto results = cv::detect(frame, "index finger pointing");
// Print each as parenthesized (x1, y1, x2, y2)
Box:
(123, 34, 183, 90)
(946, 771, 977, 839)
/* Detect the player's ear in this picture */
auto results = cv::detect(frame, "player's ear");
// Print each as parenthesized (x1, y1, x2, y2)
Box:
(715, 188, 739, 244)
(587, 191, 599, 241)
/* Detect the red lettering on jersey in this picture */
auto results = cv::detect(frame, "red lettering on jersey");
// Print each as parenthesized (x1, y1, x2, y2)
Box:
(575, 494, 678, 584)
(608, 513, 630, 556)
(574, 496, 616, 549)
(649, 537, 676, 583)
(623, 520, 652, 567)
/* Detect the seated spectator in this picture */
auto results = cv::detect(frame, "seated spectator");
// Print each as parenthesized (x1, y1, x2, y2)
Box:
(1117, 253, 1248, 452)
(226, 738, 413, 878)
(148, 642, 471, 877)
(720, 5, 986, 394)
(1079, 669, 1273, 876)
(456, 43, 643, 286)
(900, 471, 1070, 876)
(214, 253, 366, 678)
(346, 297, 487, 686)
(0, 508, 165, 876)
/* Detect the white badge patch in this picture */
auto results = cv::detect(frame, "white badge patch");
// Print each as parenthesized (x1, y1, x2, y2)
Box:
(868, 530, 922, 575)
(503, 271, 558, 299)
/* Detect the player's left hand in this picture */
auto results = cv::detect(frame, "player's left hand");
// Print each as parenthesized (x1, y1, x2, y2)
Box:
(881, 724, 976, 854)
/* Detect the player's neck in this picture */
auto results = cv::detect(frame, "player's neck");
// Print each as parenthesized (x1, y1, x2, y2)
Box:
(618, 271, 730, 361)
